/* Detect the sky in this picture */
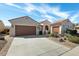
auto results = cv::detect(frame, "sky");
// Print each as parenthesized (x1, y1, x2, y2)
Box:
(0, 3, 79, 26)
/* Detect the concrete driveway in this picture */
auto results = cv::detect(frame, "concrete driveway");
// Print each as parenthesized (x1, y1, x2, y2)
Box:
(6, 37, 70, 56)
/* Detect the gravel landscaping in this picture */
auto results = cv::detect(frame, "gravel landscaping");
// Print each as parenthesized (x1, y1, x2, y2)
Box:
(49, 37, 78, 49)
(0, 35, 13, 56)
(0, 40, 7, 51)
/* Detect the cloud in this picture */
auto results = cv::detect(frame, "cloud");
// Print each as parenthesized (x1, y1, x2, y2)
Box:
(24, 3, 36, 12)
(24, 4, 71, 19)
(5, 3, 22, 9)
(70, 13, 79, 23)
(24, 3, 47, 14)
(4, 3, 73, 22)
(41, 14, 57, 22)
(5, 3, 71, 19)
(4, 3, 31, 14)
(53, 11, 70, 18)
(50, 6, 70, 18)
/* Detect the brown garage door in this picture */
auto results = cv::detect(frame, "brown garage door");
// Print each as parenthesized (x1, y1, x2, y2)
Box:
(15, 25, 36, 36)
(53, 26, 59, 33)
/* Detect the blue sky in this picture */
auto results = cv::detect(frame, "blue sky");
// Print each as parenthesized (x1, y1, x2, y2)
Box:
(0, 3, 79, 26)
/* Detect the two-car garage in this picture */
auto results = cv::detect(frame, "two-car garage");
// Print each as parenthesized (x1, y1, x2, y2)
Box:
(9, 16, 39, 36)
(15, 25, 36, 36)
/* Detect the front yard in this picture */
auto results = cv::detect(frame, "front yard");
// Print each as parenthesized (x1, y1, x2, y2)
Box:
(0, 40, 6, 51)
(0, 34, 79, 56)
(0, 35, 7, 51)
(66, 34, 79, 43)
(49, 33, 79, 49)
(49, 37, 78, 49)
(0, 35, 13, 56)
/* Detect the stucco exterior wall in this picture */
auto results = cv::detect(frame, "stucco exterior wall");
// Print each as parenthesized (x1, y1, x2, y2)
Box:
(59, 26, 62, 34)
(61, 21, 74, 34)
(36, 26, 40, 35)
(9, 24, 15, 36)
(50, 26, 53, 34)
(77, 29, 79, 33)
(40, 20, 51, 34)
(9, 17, 40, 36)
(42, 25, 51, 34)
(52, 20, 74, 34)
(10, 17, 39, 26)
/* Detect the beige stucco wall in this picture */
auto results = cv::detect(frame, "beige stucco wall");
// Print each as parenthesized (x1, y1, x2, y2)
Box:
(10, 17, 39, 26)
(9, 17, 40, 36)
(0, 21, 5, 32)
(50, 26, 52, 34)
(36, 26, 40, 35)
(9, 24, 15, 36)
(40, 20, 51, 34)
(42, 25, 51, 34)
(76, 29, 79, 33)
(59, 26, 62, 34)
(75, 26, 79, 33)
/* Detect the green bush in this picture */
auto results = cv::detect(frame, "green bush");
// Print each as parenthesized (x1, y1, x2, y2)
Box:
(66, 34, 79, 44)
(66, 29, 77, 35)
(48, 31, 50, 34)
(49, 33, 54, 37)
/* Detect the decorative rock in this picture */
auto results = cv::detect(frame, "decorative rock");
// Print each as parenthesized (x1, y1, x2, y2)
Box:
(59, 38, 65, 42)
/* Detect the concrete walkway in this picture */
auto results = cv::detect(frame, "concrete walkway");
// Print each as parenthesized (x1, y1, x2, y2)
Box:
(6, 37, 70, 56)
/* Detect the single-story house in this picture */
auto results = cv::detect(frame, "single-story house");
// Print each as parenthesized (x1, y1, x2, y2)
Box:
(9, 16, 40, 36)
(0, 20, 5, 32)
(75, 25, 79, 33)
(9, 16, 74, 36)
(51, 19, 74, 34)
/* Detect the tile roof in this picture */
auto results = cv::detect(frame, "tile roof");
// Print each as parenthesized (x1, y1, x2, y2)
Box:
(51, 19, 70, 27)
(9, 16, 39, 24)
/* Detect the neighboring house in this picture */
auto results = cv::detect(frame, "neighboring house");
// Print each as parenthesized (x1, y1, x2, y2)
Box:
(75, 25, 79, 33)
(0, 20, 5, 32)
(9, 16, 40, 36)
(51, 19, 74, 34)
(40, 20, 52, 34)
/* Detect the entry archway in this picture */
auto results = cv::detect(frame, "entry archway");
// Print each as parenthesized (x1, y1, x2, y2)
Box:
(45, 25, 49, 30)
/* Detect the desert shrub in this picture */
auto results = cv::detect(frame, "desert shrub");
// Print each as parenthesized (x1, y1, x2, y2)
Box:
(49, 32, 59, 38)
(1, 29, 9, 35)
(48, 31, 50, 34)
(49, 33, 54, 37)
(66, 34, 79, 44)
